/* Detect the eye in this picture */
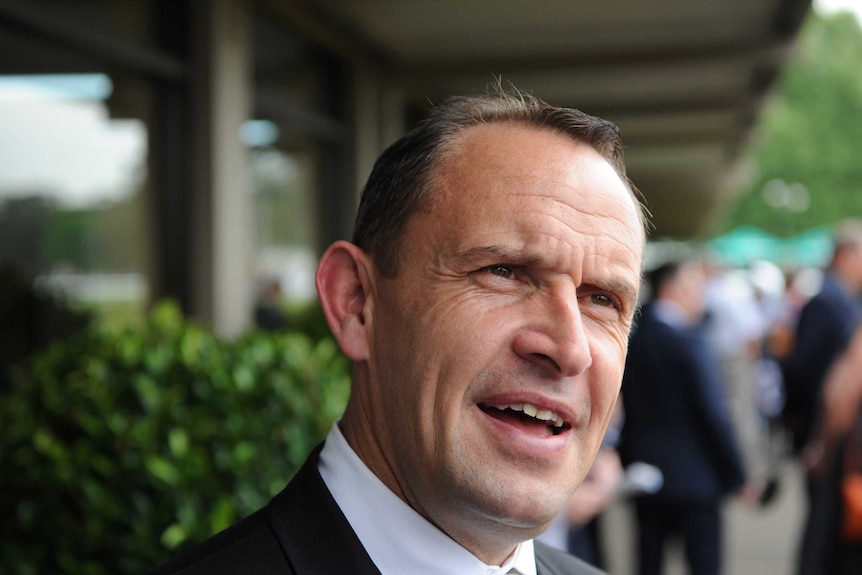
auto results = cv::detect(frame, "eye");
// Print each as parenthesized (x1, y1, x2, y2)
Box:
(589, 292, 618, 309)
(486, 264, 515, 278)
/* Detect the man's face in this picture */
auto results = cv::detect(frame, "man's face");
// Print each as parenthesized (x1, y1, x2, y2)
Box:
(846, 243, 862, 292)
(360, 123, 643, 548)
(671, 262, 708, 322)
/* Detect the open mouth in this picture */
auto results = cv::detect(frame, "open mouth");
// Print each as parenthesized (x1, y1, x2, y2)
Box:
(478, 402, 571, 436)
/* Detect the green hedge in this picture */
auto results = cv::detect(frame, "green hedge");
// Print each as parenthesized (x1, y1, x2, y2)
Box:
(0, 301, 351, 575)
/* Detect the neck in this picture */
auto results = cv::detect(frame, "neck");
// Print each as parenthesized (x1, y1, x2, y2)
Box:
(339, 404, 534, 567)
(431, 514, 527, 565)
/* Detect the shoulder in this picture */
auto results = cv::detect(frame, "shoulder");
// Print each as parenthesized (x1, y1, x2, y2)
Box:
(147, 508, 291, 575)
(628, 308, 662, 344)
(534, 541, 605, 575)
(800, 284, 857, 332)
(811, 276, 853, 312)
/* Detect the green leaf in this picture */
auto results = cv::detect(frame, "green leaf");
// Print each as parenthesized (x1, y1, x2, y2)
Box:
(145, 456, 179, 486)
(168, 428, 189, 458)
(208, 495, 236, 534)
(232, 364, 255, 392)
(160, 523, 187, 550)
(134, 375, 161, 412)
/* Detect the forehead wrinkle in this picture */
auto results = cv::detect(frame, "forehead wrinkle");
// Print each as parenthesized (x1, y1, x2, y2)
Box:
(525, 200, 642, 261)
(532, 206, 642, 306)
(502, 166, 636, 203)
(505, 187, 640, 233)
(451, 205, 640, 271)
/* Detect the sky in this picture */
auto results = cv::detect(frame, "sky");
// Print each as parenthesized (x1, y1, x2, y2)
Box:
(0, 75, 146, 208)
(816, 0, 862, 22)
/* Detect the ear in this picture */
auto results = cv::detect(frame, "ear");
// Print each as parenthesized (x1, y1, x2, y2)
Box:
(315, 240, 374, 361)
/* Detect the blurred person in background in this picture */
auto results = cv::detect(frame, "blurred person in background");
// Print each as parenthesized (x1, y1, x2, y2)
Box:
(538, 402, 629, 569)
(703, 260, 770, 485)
(253, 277, 290, 332)
(803, 323, 862, 574)
(771, 266, 824, 357)
(619, 259, 749, 575)
(748, 260, 794, 504)
(782, 219, 862, 575)
(537, 444, 623, 568)
(538, 406, 664, 571)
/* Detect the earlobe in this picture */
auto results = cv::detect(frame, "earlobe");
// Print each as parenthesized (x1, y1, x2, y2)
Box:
(315, 240, 373, 361)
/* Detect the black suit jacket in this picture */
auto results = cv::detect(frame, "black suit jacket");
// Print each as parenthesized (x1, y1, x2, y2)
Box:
(782, 273, 862, 452)
(619, 304, 746, 502)
(149, 444, 603, 575)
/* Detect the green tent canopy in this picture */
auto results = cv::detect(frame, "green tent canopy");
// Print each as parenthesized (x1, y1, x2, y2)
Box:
(708, 226, 832, 268)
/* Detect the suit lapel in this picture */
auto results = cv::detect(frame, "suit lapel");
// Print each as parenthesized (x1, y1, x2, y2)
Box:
(264, 444, 381, 575)
(535, 550, 558, 575)
(534, 541, 603, 575)
(262, 446, 599, 575)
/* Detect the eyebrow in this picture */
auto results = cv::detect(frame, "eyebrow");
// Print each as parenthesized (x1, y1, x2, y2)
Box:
(457, 245, 639, 298)
(454, 245, 542, 267)
(458, 244, 640, 308)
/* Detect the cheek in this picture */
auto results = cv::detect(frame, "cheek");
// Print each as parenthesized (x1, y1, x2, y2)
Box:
(378, 299, 479, 413)
(421, 291, 512, 362)
(415, 306, 518, 436)
(370, 300, 435, 416)
(589, 377, 620, 429)
(588, 336, 627, 416)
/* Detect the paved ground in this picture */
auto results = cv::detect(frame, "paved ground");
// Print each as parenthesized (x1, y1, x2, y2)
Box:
(599, 462, 804, 575)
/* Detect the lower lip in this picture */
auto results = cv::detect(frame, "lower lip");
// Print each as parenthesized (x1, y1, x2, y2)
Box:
(476, 405, 572, 459)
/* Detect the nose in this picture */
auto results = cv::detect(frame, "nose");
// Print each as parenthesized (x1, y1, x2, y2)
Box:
(512, 287, 593, 378)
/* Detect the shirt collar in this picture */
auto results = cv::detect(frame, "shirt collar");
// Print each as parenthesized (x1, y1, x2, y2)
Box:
(318, 421, 537, 575)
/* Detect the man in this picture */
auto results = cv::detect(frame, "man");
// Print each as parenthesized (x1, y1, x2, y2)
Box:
(782, 219, 862, 575)
(702, 260, 770, 481)
(803, 316, 862, 574)
(783, 220, 862, 457)
(619, 260, 747, 575)
(151, 90, 647, 575)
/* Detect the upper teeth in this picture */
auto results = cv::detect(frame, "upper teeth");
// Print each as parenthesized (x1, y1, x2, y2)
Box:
(495, 402, 566, 428)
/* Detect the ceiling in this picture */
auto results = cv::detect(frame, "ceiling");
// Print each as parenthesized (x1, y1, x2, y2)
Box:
(297, 0, 813, 239)
(0, 0, 814, 240)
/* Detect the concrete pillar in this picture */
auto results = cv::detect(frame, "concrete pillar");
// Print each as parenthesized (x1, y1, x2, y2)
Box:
(352, 70, 408, 214)
(190, 0, 253, 337)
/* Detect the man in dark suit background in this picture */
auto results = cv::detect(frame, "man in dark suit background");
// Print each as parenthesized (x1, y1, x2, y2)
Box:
(150, 89, 648, 575)
(781, 219, 862, 575)
(619, 260, 748, 575)
(783, 220, 862, 458)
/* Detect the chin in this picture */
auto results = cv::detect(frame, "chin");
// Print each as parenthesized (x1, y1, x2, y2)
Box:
(496, 505, 563, 534)
(488, 484, 571, 530)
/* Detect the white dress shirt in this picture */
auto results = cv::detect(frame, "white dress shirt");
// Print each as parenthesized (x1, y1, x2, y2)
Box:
(318, 421, 537, 575)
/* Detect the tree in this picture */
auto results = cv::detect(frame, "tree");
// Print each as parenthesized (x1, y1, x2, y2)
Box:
(719, 11, 862, 237)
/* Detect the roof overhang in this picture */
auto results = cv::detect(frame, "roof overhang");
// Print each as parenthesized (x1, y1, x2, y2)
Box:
(298, 0, 813, 238)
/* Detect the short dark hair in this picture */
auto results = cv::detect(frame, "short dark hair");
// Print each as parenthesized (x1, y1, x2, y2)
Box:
(647, 261, 683, 298)
(352, 88, 647, 276)
(832, 218, 862, 260)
